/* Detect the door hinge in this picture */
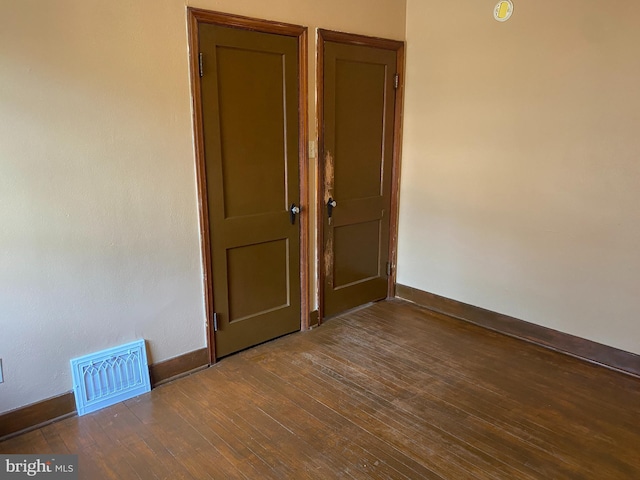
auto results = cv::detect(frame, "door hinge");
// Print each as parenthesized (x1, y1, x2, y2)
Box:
(394, 73, 399, 89)
(386, 262, 392, 277)
(213, 312, 219, 332)
(199, 52, 204, 77)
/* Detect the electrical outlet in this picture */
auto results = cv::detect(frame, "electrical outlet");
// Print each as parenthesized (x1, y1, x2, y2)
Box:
(0, 358, 3, 383)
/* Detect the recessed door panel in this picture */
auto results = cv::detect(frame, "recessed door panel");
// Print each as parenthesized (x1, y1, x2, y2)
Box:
(199, 24, 301, 358)
(333, 221, 380, 288)
(227, 239, 290, 322)
(334, 60, 386, 201)
(217, 47, 287, 219)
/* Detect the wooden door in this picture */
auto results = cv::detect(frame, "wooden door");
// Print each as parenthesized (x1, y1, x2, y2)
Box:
(319, 31, 404, 319)
(195, 20, 305, 359)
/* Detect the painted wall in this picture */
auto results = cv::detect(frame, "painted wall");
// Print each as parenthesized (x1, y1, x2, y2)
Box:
(0, 0, 406, 414)
(398, 0, 640, 355)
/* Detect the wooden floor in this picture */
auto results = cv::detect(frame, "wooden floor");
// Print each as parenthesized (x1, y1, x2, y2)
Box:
(2, 299, 639, 479)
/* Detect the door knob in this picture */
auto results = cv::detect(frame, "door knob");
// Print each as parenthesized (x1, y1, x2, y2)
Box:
(327, 197, 337, 219)
(290, 203, 300, 225)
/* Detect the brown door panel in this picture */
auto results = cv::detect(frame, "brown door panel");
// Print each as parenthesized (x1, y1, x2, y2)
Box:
(333, 220, 383, 286)
(322, 40, 397, 318)
(199, 24, 301, 358)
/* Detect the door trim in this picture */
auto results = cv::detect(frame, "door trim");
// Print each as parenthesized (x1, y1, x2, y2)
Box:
(316, 29, 405, 323)
(187, 8, 309, 364)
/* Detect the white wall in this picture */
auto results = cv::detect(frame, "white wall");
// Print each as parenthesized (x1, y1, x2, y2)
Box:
(0, 0, 405, 414)
(0, 0, 205, 413)
(398, 0, 640, 355)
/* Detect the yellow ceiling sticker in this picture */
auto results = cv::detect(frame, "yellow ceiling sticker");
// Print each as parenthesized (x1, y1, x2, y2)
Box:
(494, 0, 514, 22)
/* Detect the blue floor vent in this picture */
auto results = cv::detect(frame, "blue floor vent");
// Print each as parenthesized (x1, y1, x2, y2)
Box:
(70, 339, 151, 416)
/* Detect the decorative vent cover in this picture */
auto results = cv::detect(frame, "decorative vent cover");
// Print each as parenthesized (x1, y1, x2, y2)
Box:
(70, 339, 151, 416)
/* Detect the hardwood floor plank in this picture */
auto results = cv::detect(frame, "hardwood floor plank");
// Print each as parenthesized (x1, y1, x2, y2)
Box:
(336, 302, 638, 478)
(167, 383, 296, 480)
(175, 374, 345, 479)
(247, 342, 519, 480)
(340, 304, 639, 441)
(304, 318, 591, 473)
(227, 354, 447, 480)
(2, 299, 639, 479)
(0, 429, 50, 454)
(40, 424, 71, 454)
(126, 387, 244, 479)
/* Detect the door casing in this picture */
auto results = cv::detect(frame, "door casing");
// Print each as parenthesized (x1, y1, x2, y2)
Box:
(187, 8, 309, 363)
(316, 29, 405, 323)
